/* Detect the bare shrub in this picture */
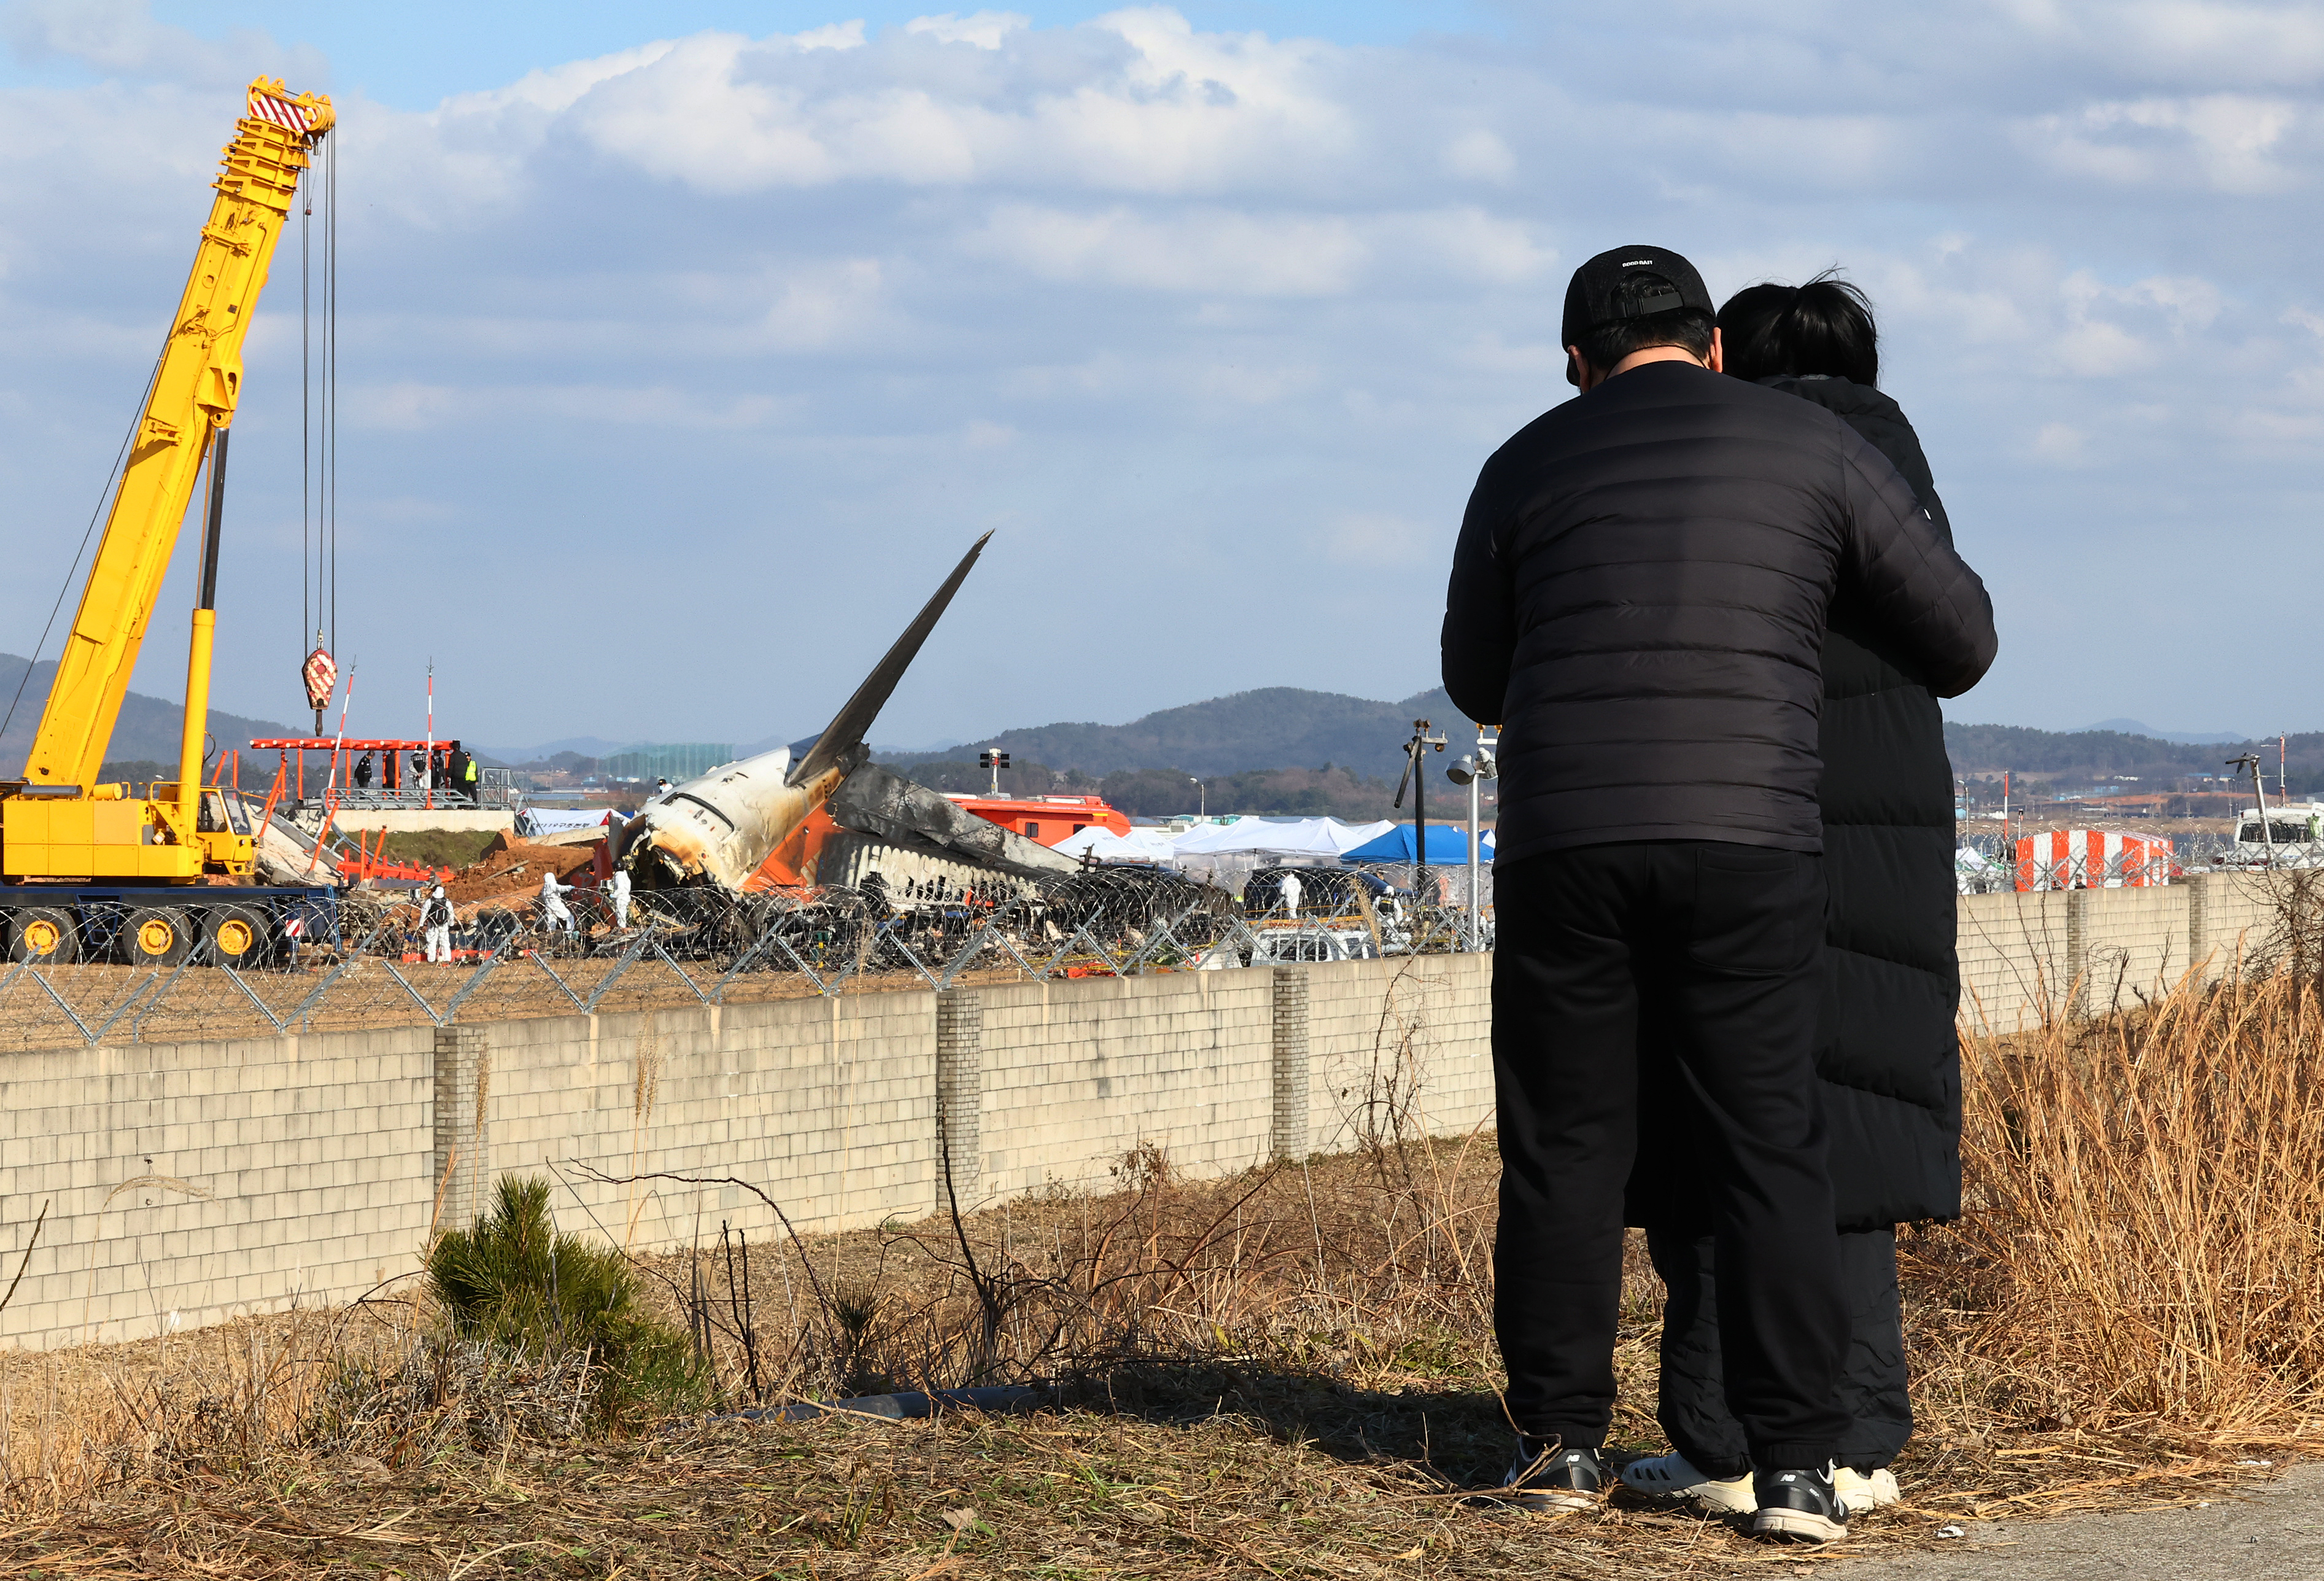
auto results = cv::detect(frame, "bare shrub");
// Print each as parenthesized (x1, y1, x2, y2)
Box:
(2246, 865, 2324, 987)
(624, 1138, 1530, 1415)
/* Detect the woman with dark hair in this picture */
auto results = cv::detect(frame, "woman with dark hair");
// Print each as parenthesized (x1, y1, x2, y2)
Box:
(1618, 272, 1958, 1520)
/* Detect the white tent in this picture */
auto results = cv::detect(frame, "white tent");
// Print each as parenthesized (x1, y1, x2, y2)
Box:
(1169, 817, 1396, 859)
(1323, 819, 1399, 853)
(1052, 826, 1180, 864)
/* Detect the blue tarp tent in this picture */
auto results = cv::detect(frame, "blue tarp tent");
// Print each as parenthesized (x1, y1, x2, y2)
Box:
(1339, 823, 1493, 864)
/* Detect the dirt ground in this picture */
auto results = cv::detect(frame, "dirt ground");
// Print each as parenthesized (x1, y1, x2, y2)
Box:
(0, 1141, 2304, 1578)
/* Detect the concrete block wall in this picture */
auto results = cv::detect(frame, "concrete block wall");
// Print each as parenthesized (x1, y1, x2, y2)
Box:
(1957, 871, 2288, 1034)
(479, 993, 940, 1253)
(2079, 884, 2190, 1016)
(1956, 888, 2078, 1033)
(972, 969, 1276, 1203)
(1306, 952, 1495, 1152)
(2186, 871, 2280, 977)
(0, 1025, 435, 1348)
(0, 883, 2295, 1353)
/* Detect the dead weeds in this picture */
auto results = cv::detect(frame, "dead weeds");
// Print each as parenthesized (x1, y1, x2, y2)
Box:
(1, 969, 2320, 1575)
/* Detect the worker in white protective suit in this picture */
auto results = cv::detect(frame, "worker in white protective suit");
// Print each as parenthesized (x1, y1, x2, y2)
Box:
(540, 869, 576, 933)
(1279, 870, 1304, 917)
(609, 866, 632, 930)
(420, 884, 455, 963)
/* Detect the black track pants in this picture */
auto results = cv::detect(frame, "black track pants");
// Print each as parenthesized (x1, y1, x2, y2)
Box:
(1648, 1228, 1911, 1478)
(1491, 842, 1851, 1467)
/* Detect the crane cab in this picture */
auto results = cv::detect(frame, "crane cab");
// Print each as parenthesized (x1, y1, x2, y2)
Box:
(0, 783, 254, 882)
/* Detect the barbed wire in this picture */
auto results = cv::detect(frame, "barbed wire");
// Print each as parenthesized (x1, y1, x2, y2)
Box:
(0, 859, 1492, 1054)
(1954, 827, 2324, 895)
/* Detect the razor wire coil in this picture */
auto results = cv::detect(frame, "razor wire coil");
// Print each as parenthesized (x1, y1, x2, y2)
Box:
(0, 858, 1493, 1054)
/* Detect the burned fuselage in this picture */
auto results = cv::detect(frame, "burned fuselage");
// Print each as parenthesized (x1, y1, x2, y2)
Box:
(614, 532, 993, 897)
(613, 744, 864, 893)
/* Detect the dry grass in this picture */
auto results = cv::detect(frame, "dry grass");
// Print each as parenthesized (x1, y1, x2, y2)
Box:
(1910, 968, 2324, 1442)
(0, 968, 2316, 1575)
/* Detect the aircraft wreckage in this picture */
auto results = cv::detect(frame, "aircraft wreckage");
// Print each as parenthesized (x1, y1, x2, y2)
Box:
(605, 535, 1231, 962)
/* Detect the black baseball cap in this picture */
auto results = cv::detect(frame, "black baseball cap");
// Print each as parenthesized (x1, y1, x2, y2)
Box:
(1561, 246, 1714, 385)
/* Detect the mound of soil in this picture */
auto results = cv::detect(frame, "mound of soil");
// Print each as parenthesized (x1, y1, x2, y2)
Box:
(445, 837, 602, 911)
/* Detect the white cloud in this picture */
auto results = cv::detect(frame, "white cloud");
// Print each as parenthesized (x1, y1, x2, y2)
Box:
(967, 204, 1366, 295)
(2029, 421, 2091, 464)
(757, 260, 891, 350)
(0, 0, 322, 88)
(796, 21, 869, 52)
(1391, 208, 1555, 286)
(7, 2, 2324, 744)
(2001, 1, 2324, 87)
(1441, 128, 1514, 182)
(348, 380, 783, 433)
(1196, 358, 1318, 405)
(2026, 93, 2304, 192)
(905, 12, 1031, 50)
(2044, 268, 2222, 374)
(382, 6, 1365, 198)
(439, 42, 681, 118)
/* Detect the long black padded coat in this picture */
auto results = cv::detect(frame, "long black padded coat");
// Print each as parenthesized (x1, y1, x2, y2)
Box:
(1628, 373, 1967, 1231)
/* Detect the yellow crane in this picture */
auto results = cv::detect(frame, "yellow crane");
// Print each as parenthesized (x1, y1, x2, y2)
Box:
(0, 78, 334, 966)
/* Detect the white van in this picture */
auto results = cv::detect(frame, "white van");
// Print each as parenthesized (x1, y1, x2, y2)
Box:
(2232, 802, 2324, 866)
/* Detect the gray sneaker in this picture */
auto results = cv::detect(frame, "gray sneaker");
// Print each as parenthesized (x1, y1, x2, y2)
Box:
(1498, 1439, 1605, 1513)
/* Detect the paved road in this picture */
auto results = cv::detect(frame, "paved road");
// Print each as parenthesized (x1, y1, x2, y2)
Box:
(1833, 1463, 2324, 1579)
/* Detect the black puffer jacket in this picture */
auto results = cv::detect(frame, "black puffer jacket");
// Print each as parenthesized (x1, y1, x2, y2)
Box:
(1441, 361, 1994, 868)
(1628, 374, 1968, 1230)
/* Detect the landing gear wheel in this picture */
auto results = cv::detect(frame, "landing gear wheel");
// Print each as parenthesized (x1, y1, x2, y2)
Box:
(122, 906, 192, 967)
(8, 906, 79, 964)
(206, 904, 273, 968)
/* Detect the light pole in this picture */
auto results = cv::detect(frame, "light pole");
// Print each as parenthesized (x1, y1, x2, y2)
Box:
(1394, 718, 1447, 929)
(2229, 753, 2273, 866)
(1190, 777, 1204, 818)
(1447, 727, 1498, 950)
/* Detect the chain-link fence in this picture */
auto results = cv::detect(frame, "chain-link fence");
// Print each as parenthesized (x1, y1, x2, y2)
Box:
(0, 861, 1491, 1054)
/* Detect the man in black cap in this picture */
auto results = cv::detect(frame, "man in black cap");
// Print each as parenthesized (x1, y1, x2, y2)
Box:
(1441, 246, 1996, 1542)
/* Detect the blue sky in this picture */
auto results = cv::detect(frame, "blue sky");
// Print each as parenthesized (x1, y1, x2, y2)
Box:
(16, 4, 1501, 106)
(1, 1, 2320, 754)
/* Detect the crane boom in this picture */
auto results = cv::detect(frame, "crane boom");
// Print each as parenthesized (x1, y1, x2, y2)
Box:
(24, 78, 332, 793)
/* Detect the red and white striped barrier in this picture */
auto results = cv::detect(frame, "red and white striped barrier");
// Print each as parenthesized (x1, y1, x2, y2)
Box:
(2014, 829, 2175, 891)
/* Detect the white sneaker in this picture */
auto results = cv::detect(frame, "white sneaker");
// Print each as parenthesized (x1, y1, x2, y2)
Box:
(1834, 1466, 1900, 1514)
(1617, 1450, 1757, 1514)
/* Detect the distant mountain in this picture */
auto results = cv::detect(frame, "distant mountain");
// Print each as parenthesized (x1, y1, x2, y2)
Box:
(877, 686, 1485, 781)
(1943, 721, 2310, 779)
(471, 736, 640, 764)
(0, 651, 301, 774)
(2076, 718, 2249, 745)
